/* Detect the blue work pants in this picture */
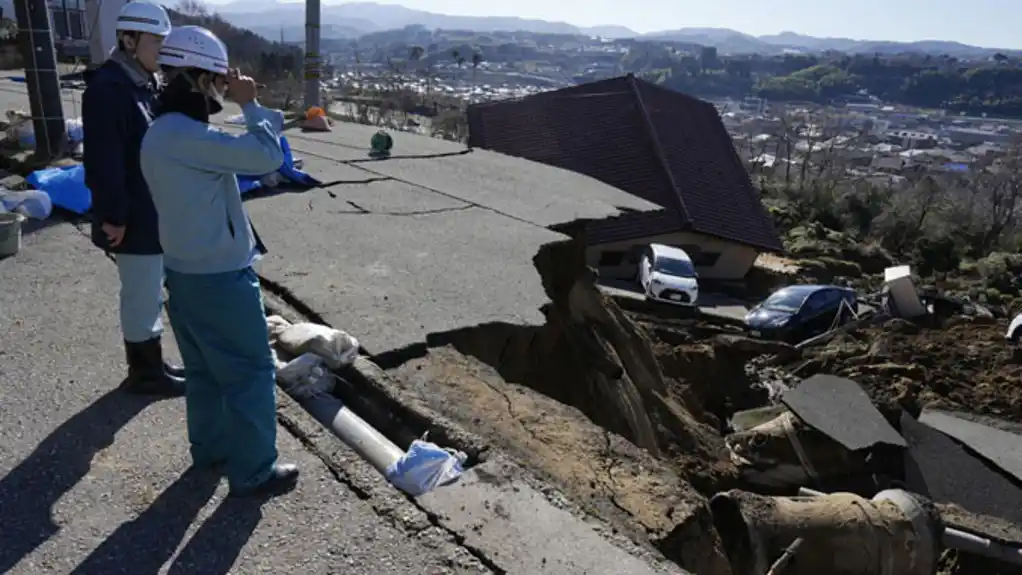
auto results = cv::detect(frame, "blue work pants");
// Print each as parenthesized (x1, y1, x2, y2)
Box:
(115, 254, 164, 343)
(164, 266, 278, 491)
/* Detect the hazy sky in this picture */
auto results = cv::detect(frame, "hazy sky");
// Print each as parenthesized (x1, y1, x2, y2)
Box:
(205, 0, 1020, 50)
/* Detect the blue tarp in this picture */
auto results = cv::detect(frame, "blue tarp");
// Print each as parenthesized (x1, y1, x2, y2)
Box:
(27, 136, 317, 214)
(26, 164, 91, 214)
(237, 135, 320, 195)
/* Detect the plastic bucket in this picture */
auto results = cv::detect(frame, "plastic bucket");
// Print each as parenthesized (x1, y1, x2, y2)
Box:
(0, 212, 25, 257)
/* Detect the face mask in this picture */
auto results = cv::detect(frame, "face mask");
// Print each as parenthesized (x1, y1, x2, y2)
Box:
(207, 80, 227, 104)
(192, 73, 225, 116)
(205, 89, 224, 116)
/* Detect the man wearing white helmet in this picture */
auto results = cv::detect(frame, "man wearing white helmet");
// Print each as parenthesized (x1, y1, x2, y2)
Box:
(140, 25, 298, 497)
(82, 1, 185, 397)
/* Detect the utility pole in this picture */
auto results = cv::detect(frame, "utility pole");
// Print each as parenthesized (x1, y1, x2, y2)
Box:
(303, 0, 320, 110)
(14, 0, 65, 161)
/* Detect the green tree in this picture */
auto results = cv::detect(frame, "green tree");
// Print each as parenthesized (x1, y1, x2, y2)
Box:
(471, 51, 483, 78)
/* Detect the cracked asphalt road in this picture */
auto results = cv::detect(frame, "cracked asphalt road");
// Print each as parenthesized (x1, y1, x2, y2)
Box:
(242, 144, 657, 354)
(0, 220, 489, 574)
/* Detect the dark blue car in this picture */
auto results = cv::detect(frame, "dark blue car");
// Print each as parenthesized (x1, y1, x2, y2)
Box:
(745, 284, 858, 343)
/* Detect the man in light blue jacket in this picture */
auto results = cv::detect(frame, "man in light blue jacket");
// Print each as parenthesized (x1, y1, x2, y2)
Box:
(140, 25, 298, 497)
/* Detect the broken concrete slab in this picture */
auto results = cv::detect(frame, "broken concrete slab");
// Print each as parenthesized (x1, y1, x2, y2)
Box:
(246, 191, 557, 353)
(919, 408, 1022, 484)
(419, 458, 690, 575)
(345, 147, 660, 227)
(900, 412, 1022, 526)
(782, 374, 906, 451)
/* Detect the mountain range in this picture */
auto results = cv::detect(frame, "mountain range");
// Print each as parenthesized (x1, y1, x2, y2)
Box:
(213, 1, 1015, 57)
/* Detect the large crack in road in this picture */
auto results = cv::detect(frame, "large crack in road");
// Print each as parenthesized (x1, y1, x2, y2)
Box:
(260, 285, 503, 574)
(259, 219, 767, 574)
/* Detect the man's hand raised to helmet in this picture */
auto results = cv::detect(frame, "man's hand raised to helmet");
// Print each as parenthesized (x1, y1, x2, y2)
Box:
(227, 71, 258, 107)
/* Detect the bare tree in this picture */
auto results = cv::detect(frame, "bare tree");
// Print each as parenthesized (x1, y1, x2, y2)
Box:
(176, 0, 210, 17)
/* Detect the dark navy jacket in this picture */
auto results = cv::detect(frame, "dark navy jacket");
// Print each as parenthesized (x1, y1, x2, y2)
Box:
(82, 59, 162, 255)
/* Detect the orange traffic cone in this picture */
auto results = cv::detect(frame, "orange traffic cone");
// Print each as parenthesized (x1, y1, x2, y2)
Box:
(301, 113, 332, 132)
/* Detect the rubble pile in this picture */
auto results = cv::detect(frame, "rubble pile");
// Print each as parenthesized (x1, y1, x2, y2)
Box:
(781, 318, 1022, 421)
(511, 238, 1022, 572)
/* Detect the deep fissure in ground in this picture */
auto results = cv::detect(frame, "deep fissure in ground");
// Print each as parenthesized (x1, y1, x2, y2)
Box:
(368, 230, 804, 575)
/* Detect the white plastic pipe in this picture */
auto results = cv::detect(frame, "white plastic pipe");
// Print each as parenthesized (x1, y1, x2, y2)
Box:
(294, 389, 404, 475)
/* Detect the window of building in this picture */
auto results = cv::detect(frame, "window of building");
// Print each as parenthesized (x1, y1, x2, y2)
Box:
(68, 10, 83, 38)
(693, 251, 721, 267)
(52, 12, 68, 39)
(676, 244, 721, 267)
(598, 250, 627, 266)
(49, 1, 86, 40)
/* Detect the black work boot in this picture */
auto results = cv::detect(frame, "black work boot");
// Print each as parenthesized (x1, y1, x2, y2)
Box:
(163, 354, 185, 379)
(229, 463, 301, 498)
(123, 338, 186, 397)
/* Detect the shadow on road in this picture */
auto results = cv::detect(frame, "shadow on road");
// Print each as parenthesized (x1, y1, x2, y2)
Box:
(70, 467, 220, 574)
(166, 497, 267, 574)
(0, 388, 153, 573)
(19, 214, 70, 237)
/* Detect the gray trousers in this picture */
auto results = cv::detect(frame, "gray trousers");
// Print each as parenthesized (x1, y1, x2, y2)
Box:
(115, 253, 164, 343)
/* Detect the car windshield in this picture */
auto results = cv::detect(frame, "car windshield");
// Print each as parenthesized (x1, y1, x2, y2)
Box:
(761, 287, 815, 313)
(654, 256, 695, 278)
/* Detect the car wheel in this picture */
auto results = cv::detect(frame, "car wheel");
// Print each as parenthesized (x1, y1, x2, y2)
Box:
(1012, 328, 1021, 343)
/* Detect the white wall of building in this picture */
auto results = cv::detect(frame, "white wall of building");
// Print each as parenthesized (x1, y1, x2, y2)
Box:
(86, 0, 128, 64)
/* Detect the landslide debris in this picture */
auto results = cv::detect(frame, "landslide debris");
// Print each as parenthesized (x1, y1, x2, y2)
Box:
(776, 317, 1022, 421)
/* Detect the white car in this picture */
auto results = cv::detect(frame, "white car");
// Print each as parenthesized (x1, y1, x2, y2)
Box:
(638, 243, 699, 306)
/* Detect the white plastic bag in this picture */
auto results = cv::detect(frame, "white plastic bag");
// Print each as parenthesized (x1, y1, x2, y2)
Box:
(6, 110, 85, 148)
(276, 352, 335, 398)
(0, 189, 52, 219)
(385, 438, 467, 496)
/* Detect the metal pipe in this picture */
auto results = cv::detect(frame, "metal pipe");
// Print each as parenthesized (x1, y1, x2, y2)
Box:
(14, 0, 66, 161)
(798, 487, 1022, 567)
(291, 389, 404, 475)
(303, 0, 320, 110)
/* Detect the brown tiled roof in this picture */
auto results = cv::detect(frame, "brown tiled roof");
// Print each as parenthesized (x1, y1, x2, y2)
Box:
(467, 75, 783, 252)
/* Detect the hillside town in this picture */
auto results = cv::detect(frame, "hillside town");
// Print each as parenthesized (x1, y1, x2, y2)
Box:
(724, 99, 1022, 186)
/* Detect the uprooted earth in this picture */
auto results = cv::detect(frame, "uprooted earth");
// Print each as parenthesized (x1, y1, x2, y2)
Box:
(372, 233, 1022, 575)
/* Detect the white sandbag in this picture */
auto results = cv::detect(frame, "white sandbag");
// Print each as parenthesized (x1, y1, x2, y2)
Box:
(267, 314, 292, 339)
(269, 318, 360, 369)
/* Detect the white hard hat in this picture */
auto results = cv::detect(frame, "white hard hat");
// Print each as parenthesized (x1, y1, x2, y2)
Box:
(116, 1, 172, 37)
(157, 25, 229, 75)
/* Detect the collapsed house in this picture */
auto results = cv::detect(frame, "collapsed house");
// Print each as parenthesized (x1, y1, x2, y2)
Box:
(467, 74, 783, 281)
